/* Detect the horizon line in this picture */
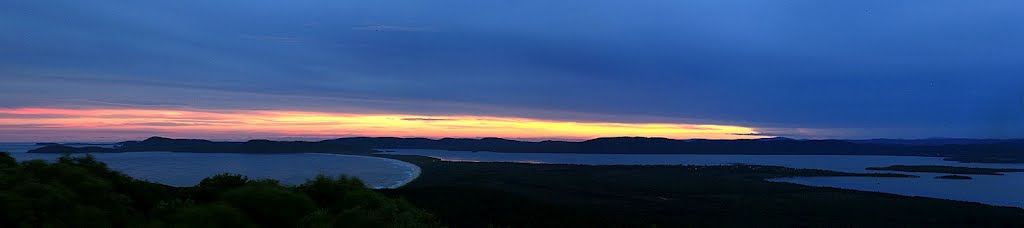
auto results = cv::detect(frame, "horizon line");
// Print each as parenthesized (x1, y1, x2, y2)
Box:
(6, 135, 1023, 144)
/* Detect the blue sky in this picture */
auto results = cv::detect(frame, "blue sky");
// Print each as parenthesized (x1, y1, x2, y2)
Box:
(1, 0, 1023, 139)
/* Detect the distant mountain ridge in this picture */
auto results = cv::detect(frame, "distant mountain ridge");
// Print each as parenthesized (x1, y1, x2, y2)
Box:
(30, 136, 376, 154)
(325, 136, 905, 155)
(846, 138, 1023, 146)
(27, 136, 1024, 163)
(323, 136, 1024, 163)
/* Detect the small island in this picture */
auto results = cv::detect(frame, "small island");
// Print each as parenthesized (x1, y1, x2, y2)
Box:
(935, 175, 973, 180)
(866, 165, 1024, 175)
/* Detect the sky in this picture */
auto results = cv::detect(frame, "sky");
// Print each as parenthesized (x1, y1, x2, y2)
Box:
(1, 0, 1023, 142)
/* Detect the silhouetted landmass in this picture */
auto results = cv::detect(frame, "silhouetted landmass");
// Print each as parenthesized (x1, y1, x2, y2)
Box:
(29, 144, 117, 153)
(29, 136, 376, 154)
(936, 175, 974, 180)
(862, 173, 920, 178)
(30, 136, 1024, 163)
(0, 152, 439, 227)
(329, 136, 907, 155)
(35, 142, 113, 146)
(944, 152, 1024, 164)
(936, 140, 1024, 163)
(328, 136, 1024, 163)
(848, 138, 1020, 146)
(866, 165, 1024, 175)
(380, 155, 1024, 227)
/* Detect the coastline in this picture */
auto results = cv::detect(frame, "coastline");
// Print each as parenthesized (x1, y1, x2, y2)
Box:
(310, 153, 422, 189)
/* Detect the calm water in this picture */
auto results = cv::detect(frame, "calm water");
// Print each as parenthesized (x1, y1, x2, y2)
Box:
(382, 149, 1024, 208)
(0, 143, 420, 189)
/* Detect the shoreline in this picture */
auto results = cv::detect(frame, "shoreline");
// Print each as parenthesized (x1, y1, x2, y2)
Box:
(309, 153, 422, 189)
(8, 151, 423, 189)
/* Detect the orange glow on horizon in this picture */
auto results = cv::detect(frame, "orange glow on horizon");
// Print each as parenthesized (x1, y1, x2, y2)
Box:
(0, 107, 768, 141)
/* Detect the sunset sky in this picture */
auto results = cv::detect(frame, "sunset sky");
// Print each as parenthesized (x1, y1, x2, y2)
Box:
(2, 1, 1023, 142)
(0, 107, 762, 141)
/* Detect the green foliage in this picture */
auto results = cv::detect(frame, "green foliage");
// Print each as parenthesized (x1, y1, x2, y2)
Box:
(0, 153, 141, 227)
(297, 175, 367, 211)
(162, 203, 254, 228)
(299, 208, 334, 228)
(0, 152, 15, 168)
(221, 183, 316, 227)
(292, 175, 440, 227)
(191, 173, 249, 202)
(0, 152, 441, 227)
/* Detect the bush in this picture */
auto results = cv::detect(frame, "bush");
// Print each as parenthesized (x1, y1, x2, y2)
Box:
(221, 183, 316, 227)
(298, 175, 440, 227)
(0, 152, 440, 227)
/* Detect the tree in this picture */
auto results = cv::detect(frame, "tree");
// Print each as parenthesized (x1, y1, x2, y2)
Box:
(0, 152, 441, 227)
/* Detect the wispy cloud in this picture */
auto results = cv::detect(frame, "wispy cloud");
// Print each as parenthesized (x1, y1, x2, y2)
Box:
(243, 35, 304, 43)
(133, 122, 202, 127)
(401, 118, 455, 121)
(351, 25, 439, 32)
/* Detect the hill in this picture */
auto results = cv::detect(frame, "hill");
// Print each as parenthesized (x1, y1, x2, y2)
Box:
(328, 136, 1024, 163)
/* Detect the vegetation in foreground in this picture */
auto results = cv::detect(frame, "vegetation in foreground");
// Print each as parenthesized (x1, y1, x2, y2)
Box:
(6, 149, 1024, 228)
(381, 155, 1024, 228)
(866, 165, 1024, 175)
(0, 152, 439, 227)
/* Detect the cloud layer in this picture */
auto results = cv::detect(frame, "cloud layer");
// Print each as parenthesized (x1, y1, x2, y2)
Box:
(1, 0, 1023, 140)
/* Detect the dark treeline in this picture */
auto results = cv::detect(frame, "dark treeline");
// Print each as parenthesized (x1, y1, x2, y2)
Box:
(0, 152, 439, 227)
(31, 136, 1024, 163)
(328, 137, 1024, 163)
(866, 165, 1024, 175)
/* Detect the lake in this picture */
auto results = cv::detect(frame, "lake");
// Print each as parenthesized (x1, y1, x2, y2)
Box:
(0, 143, 420, 189)
(5, 142, 1022, 208)
(382, 149, 1024, 208)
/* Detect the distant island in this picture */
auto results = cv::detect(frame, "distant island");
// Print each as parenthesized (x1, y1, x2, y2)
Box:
(31, 136, 1024, 164)
(935, 175, 973, 180)
(866, 165, 1024, 175)
(30, 137, 376, 154)
(35, 142, 113, 146)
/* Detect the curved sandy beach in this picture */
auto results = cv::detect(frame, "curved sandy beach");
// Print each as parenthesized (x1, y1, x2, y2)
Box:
(311, 153, 422, 189)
